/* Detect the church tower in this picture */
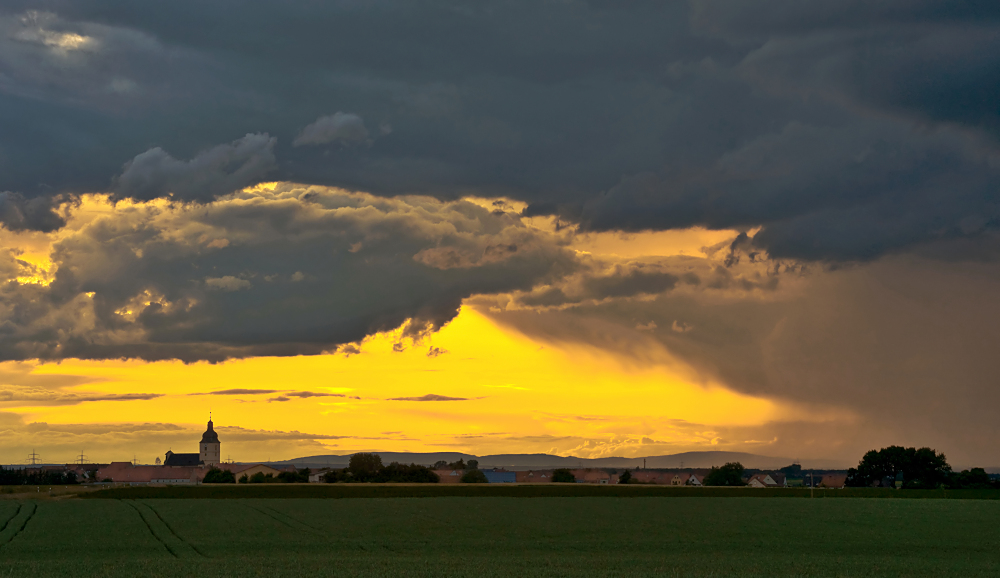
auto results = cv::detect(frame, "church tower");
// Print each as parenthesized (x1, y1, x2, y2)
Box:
(199, 416, 221, 466)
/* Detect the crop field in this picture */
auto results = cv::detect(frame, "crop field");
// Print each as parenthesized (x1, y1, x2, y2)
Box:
(1, 496, 998, 577)
(76, 483, 1000, 500)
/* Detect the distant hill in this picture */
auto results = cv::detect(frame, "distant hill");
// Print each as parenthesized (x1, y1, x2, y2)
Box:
(273, 450, 841, 470)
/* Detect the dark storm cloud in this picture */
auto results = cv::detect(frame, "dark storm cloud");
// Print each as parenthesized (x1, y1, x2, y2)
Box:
(484, 249, 1000, 466)
(1, 1, 997, 261)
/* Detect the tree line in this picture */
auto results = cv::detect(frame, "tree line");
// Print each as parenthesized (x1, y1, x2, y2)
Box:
(846, 446, 998, 489)
(321, 453, 441, 483)
(0, 467, 78, 485)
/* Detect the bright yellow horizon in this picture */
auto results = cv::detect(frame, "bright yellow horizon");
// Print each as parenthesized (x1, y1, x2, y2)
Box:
(1, 306, 818, 464)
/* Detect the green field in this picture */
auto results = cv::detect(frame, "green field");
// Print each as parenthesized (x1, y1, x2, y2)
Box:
(77, 483, 1000, 500)
(1, 495, 998, 577)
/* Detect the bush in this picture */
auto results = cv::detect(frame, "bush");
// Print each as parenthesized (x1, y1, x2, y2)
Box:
(949, 468, 994, 489)
(277, 468, 310, 483)
(379, 462, 440, 483)
(461, 469, 489, 483)
(618, 470, 632, 484)
(704, 463, 746, 486)
(552, 469, 575, 483)
(202, 467, 236, 484)
(248, 472, 271, 484)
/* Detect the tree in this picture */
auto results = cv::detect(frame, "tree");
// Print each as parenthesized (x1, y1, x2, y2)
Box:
(379, 462, 440, 483)
(460, 469, 488, 483)
(703, 462, 745, 486)
(552, 469, 576, 483)
(348, 453, 384, 482)
(433, 460, 448, 469)
(467, 459, 479, 470)
(846, 446, 951, 489)
(778, 464, 802, 478)
(203, 467, 236, 484)
(618, 470, 632, 484)
(950, 468, 992, 489)
(322, 469, 345, 483)
(447, 459, 466, 470)
(239, 473, 249, 484)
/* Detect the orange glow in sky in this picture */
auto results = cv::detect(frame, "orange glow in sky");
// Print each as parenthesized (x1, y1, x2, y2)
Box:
(1, 307, 813, 463)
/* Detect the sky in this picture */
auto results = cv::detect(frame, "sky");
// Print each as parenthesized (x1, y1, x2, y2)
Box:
(1, 0, 999, 468)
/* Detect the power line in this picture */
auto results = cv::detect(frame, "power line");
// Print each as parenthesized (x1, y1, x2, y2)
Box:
(77, 451, 88, 465)
(27, 450, 40, 465)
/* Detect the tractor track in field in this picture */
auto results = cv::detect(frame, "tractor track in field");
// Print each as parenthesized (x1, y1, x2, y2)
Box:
(243, 502, 324, 535)
(0, 502, 36, 547)
(141, 501, 207, 558)
(123, 500, 205, 559)
(0, 503, 21, 535)
(124, 500, 178, 558)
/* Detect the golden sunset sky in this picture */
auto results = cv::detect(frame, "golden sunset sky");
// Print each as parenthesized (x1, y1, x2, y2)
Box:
(3, 2, 1000, 470)
(0, 189, 854, 466)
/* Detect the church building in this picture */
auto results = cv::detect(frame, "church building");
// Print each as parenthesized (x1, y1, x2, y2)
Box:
(164, 418, 221, 467)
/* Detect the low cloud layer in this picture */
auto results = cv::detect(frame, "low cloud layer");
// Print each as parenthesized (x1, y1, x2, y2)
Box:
(114, 133, 277, 202)
(389, 394, 469, 402)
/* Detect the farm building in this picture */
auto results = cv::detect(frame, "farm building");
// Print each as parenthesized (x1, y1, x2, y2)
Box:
(819, 474, 848, 488)
(483, 470, 516, 483)
(97, 463, 201, 484)
(433, 469, 463, 483)
(747, 473, 787, 488)
(515, 470, 552, 483)
(217, 463, 285, 480)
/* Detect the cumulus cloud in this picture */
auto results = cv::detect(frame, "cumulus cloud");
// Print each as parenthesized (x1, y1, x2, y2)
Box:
(0, 184, 575, 362)
(114, 134, 277, 202)
(294, 112, 370, 147)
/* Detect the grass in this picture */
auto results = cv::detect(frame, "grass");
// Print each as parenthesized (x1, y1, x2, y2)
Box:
(0, 496, 998, 577)
(75, 483, 1000, 500)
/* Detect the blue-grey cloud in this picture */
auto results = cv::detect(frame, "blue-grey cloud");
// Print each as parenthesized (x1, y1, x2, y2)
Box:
(0, 1, 995, 263)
